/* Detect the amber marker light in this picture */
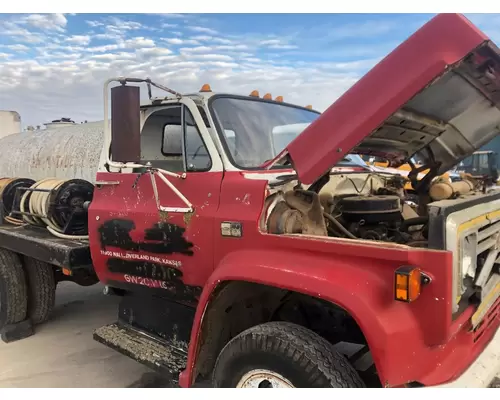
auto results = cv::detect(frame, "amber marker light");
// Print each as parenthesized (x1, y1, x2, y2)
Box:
(394, 266, 430, 302)
(200, 84, 212, 92)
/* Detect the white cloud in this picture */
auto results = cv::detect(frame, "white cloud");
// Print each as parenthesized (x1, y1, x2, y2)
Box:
(192, 35, 213, 41)
(187, 54, 234, 61)
(157, 13, 187, 19)
(93, 33, 122, 41)
(0, 14, 409, 128)
(187, 26, 219, 35)
(136, 47, 173, 57)
(161, 38, 200, 46)
(212, 38, 233, 45)
(180, 46, 214, 54)
(86, 44, 121, 53)
(108, 17, 142, 31)
(90, 53, 135, 62)
(259, 39, 297, 50)
(191, 35, 235, 46)
(125, 37, 156, 48)
(85, 20, 103, 28)
(23, 14, 67, 32)
(66, 35, 91, 45)
(162, 38, 184, 45)
(5, 44, 30, 52)
(0, 22, 44, 44)
(260, 39, 282, 46)
(268, 44, 298, 50)
(161, 23, 178, 28)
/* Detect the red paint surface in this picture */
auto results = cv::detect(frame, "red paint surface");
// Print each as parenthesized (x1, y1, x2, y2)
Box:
(89, 170, 223, 290)
(285, 13, 489, 184)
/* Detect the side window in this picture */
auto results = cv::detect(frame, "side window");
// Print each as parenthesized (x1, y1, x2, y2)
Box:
(141, 106, 183, 171)
(141, 105, 211, 172)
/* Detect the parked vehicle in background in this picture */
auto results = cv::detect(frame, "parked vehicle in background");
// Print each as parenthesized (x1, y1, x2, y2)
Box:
(451, 150, 499, 185)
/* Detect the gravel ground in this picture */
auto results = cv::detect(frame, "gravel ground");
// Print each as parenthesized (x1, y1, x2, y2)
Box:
(0, 282, 172, 388)
(0, 282, 498, 388)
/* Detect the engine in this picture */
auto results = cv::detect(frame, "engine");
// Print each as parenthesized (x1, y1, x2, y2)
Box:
(336, 195, 405, 242)
(264, 170, 481, 248)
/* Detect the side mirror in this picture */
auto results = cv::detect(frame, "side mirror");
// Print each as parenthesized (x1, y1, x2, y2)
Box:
(162, 124, 183, 156)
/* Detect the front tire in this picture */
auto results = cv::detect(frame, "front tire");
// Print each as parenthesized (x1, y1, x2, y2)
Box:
(212, 321, 365, 388)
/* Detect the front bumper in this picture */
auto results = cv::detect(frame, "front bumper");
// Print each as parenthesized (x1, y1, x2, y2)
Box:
(430, 327, 500, 388)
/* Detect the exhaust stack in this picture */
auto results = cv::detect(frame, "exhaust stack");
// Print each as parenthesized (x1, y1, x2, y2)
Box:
(110, 84, 141, 163)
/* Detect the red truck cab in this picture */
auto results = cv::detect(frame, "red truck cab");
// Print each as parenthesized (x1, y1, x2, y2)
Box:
(91, 13, 500, 388)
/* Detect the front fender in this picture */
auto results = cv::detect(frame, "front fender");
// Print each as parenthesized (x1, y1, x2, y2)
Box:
(179, 247, 451, 387)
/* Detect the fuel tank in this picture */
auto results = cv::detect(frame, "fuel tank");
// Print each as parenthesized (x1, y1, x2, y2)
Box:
(0, 121, 105, 183)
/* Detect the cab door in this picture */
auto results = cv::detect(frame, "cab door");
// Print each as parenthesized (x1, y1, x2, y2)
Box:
(89, 99, 223, 303)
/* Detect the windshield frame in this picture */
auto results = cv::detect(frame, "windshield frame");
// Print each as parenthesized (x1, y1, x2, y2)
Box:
(207, 94, 321, 171)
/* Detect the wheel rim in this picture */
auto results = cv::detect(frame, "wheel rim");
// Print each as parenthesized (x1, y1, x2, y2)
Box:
(236, 369, 295, 388)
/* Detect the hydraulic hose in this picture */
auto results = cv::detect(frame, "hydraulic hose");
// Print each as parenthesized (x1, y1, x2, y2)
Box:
(323, 211, 357, 239)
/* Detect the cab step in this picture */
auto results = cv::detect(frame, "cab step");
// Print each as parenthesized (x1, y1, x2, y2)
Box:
(93, 322, 187, 384)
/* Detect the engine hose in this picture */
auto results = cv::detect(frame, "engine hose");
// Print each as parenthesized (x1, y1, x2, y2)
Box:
(401, 216, 428, 232)
(23, 178, 92, 240)
(0, 177, 36, 225)
(323, 212, 357, 239)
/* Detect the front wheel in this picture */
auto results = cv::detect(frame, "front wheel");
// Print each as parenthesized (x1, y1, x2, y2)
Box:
(212, 321, 365, 388)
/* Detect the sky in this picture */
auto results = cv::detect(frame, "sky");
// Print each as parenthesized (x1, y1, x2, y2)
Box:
(1, 12, 500, 128)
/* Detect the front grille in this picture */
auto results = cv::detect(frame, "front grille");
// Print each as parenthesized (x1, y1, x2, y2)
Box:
(469, 219, 500, 294)
(472, 296, 499, 343)
(427, 191, 500, 317)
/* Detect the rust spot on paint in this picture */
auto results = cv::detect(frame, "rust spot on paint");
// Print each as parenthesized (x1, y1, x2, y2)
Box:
(159, 210, 170, 221)
(183, 211, 194, 226)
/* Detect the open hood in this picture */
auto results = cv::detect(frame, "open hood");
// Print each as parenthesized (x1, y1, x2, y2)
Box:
(284, 13, 500, 185)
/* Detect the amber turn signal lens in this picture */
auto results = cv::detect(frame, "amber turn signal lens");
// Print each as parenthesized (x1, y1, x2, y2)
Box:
(200, 84, 212, 92)
(275, 96, 283, 102)
(263, 93, 272, 99)
(249, 90, 259, 97)
(395, 266, 422, 302)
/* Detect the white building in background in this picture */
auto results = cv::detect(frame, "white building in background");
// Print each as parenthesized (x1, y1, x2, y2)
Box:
(0, 110, 21, 139)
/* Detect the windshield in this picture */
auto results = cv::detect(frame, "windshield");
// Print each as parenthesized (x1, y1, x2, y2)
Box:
(210, 97, 319, 168)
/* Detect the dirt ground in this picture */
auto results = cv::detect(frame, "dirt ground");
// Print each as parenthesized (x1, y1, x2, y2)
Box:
(0, 282, 498, 388)
(0, 282, 172, 388)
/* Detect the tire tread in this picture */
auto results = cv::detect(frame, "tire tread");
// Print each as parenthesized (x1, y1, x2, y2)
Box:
(0, 249, 28, 327)
(213, 321, 365, 388)
(23, 257, 55, 325)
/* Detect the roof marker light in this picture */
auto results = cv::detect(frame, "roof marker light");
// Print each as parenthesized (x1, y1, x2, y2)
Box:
(200, 84, 212, 92)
